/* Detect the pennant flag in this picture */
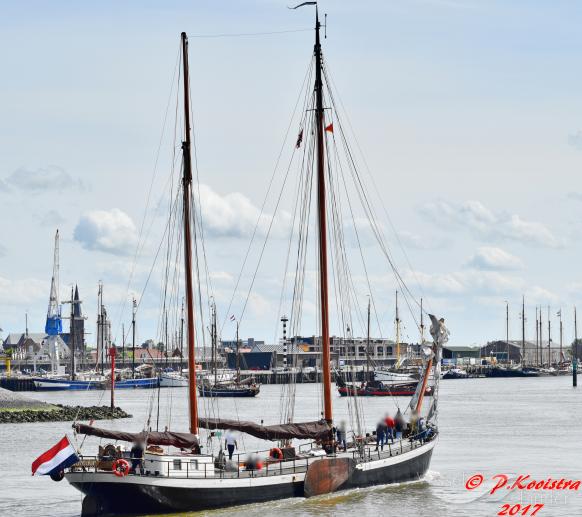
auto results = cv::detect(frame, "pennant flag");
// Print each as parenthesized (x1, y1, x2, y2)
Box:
(230, 315, 236, 322)
(32, 435, 79, 476)
(296, 129, 304, 149)
(325, 123, 334, 133)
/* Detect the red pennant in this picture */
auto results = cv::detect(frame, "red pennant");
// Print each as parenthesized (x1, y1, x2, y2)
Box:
(325, 123, 334, 133)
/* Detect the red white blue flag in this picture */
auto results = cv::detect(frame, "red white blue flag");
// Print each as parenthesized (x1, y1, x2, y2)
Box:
(31, 435, 79, 476)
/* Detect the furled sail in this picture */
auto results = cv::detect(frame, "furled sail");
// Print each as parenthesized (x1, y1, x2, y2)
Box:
(74, 424, 199, 449)
(199, 418, 332, 441)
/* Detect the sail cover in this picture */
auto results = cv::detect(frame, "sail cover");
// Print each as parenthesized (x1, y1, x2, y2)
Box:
(199, 418, 332, 441)
(74, 424, 199, 449)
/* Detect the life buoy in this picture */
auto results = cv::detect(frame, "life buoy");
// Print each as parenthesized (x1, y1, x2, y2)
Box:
(112, 458, 130, 477)
(269, 447, 283, 460)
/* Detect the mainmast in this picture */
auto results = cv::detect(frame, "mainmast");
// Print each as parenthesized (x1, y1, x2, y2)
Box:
(419, 298, 425, 344)
(505, 301, 509, 365)
(131, 297, 136, 379)
(395, 290, 401, 364)
(366, 297, 371, 382)
(181, 32, 199, 434)
(313, 9, 332, 423)
(547, 306, 551, 367)
(521, 296, 525, 367)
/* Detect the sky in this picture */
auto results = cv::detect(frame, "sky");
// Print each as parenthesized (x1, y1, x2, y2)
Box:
(1, 0, 582, 348)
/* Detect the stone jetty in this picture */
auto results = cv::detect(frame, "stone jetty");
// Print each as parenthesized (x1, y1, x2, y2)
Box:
(0, 388, 131, 424)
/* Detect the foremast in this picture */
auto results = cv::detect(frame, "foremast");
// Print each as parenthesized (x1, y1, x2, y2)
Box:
(313, 8, 332, 424)
(180, 32, 199, 434)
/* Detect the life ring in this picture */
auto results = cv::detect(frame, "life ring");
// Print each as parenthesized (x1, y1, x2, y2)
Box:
(112, 458, 130, 477)
(269, 447, 283, 461)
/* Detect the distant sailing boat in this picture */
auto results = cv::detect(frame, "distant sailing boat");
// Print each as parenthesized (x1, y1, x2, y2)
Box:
(198, 307, 260, 397)
(61, 7, 447, 515)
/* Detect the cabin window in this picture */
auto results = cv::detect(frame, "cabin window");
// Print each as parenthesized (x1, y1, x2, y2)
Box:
(190, 459, 199, 470)
(173, 459, 182, 470)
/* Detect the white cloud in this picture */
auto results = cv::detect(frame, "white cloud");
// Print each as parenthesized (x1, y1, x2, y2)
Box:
(568, 131, 582, 150)
(421, 200, 562, 248)
(401, 269, 555, 303)
(74, 208, 138, 255)
(198, 184, 291, 239)
(37, 209, 66, 227)
(466, 246, 523, 271)
(5, 165, 84, 193)
(0, 276, 47, 305)
(397, 230, 448, 250)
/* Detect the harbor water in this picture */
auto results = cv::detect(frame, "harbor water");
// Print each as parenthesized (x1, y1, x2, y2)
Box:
(1, 376, 580, 516)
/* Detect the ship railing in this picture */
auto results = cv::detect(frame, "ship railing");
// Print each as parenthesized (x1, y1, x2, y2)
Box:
(69, 430, 436, 480)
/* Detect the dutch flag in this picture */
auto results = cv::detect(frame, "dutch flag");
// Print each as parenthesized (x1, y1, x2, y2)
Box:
(32, 435, 79, 476)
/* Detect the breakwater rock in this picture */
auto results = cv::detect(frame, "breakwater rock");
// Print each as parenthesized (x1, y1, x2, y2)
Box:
(0, 404, 131, 424)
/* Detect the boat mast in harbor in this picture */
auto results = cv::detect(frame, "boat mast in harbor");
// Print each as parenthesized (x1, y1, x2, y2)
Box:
(505, 301, 509, 364)
(547, 306, 551, 367)
(131, 297, 136, 379)
(395, 290, 401, 365)
(420, 298, 425, 344)
(180, 31, 199, 434)
(521, 296, 526, 367)
(313, 6, 332, 423)
(574, 307, 578, 387)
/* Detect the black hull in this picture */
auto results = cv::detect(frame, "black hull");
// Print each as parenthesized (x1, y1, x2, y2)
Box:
(69, 441, 434, 516)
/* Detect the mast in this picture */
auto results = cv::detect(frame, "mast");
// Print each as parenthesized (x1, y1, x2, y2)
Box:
(539, 305, 544, 366)
(366, 297, 371, 382)
(69, 287, 75, 380)
(419, 298, 425, 344)
(547, 306, 551, 367)
(212, 304, 217, 386)
(559, 309, 563, 363)
(313, 9, 332, 423)
(121, 323, 125, 370)
(395, 290, 401, 365)
(574, 307, 578, 387)
(505, 301, 509, 364)
(131, 297, 136, 379)
(180, 298, 185, 373)
(536, 307, 540, 366)
(521, 296, 525, 367)
(236, 321, 240, 382)
(99, 282, 104, 375)
(181, 31, 199, 434)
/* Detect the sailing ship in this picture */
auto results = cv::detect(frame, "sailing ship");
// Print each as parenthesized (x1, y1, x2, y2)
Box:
(61, 7, 447, 515)
(198, 310, 260, 397)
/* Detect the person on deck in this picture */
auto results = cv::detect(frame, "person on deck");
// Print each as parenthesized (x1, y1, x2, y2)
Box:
(384, 413, 395, 443)
(338, 420, 347, 451)
(417, 416, 427, 443)
(224, 430, 238, 460)
(409, 410, 419, 438)
(130, 441, 144, 474)
(395, 409, 405, 440)
(375, 420, 386, 451)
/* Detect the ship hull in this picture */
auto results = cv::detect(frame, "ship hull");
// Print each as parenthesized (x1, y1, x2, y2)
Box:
(198, 385, 260, 397)
(67, 439, 434, 516)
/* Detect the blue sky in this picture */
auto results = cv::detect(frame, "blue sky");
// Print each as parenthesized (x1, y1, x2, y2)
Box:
(1, 0, 582, 348)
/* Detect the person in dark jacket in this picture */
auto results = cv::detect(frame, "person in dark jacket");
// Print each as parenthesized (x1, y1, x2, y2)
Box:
(375, 420, 387, 451)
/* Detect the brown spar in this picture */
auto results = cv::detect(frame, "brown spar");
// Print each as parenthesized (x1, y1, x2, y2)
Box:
(74, 423, 199, 449)
(313, 8, 332, 424)
(180, 31, 199, 434)
(198, 418, 332, 442)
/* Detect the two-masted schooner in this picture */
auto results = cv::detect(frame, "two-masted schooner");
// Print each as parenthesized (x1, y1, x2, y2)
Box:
(60, 6, 447, 516)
